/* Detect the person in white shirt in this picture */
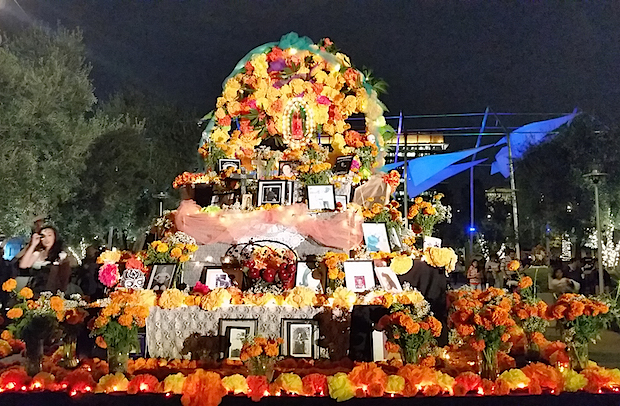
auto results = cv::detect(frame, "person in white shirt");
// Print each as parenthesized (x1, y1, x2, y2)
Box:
(549, 268, 580, 295)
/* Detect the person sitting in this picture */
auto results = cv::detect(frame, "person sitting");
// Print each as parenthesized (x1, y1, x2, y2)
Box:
(18, 226, 71, 294)
(549, 268, 580, 295)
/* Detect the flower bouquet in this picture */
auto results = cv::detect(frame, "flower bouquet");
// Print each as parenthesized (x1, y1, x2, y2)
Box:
(548, 293, 610, 370)
(376, 299, 442, 364)
(448, 287, 516, 380)
(2, 280, 66, 375)
(511, 275, 550, 358)
(98, 249, 147, 289)
(322, 251, 349, 290)
(406, 194, 451, 237)
(240, 336, 283, 382)
(243, 245, 297, 291)
(142, 232, 199, 266)
(89, 290, 150, 373)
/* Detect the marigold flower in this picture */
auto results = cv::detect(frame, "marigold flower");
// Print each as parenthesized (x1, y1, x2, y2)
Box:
(2, 279, 16, 292)
(518, 276, 533, 289)
(95, 336, 107, 348)
(156, 243, 169, 253)
(6, 308, 23, 319)
(507, 260, 520, 272)
(170, 247, 182, 258)
(18, 287, 33, 299)
(118, 314, 133, 327)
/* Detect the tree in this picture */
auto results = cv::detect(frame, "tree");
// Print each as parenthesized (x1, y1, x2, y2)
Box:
(0, 25, 131, 235)
(515, 114, 620, 249)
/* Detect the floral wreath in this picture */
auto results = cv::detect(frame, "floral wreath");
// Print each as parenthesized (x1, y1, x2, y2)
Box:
(199, 32, 394, 179)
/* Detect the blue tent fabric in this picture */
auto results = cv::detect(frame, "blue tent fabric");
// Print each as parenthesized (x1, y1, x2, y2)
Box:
(490, 110, 577, 177)
(382, 144, 494, 186)
(405, 159, 487, 198)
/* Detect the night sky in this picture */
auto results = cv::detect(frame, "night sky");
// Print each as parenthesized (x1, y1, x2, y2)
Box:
(2, 0, 620, 209)
(5, 1, 619, 122)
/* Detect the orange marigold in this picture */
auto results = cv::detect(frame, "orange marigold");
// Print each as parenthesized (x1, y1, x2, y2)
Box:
(518, 276, 533, 289)
(49, 296, 64, 312)
(6, 308, 23, 319)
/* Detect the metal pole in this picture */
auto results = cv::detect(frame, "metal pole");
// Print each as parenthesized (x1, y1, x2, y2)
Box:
(506, 131, 521, 259)
(595, 183, 604, 294)
(470, 107, 489, 258)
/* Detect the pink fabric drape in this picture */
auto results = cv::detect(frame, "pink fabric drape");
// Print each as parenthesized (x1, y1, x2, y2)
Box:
(175, 200, 364, 250)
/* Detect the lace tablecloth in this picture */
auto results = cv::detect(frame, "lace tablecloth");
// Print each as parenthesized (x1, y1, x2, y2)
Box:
(146, 305, 323, 359)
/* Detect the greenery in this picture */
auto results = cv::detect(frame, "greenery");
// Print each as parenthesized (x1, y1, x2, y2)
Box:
(0, 26, 133, 236)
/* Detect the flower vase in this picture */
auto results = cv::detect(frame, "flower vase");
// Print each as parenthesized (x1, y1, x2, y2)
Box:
(59, 334, 79, 369)
(478, 348, 499, 381)
(401, 346, 421, 364)
(567, 340, 589, 371)
(24, 337, 44, 376)
(107, 346, 129, 374)
(245, 356, 276, 382)
(525, 334, 541, 362)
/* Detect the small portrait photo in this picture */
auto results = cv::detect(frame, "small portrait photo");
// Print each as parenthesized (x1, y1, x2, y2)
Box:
(307, 184, 336, 211)
(344, 260, 375, 292)
(204, 267, 231, 289)
(354, 275, 366, 290)
(258, 180, 286, 206)
(335, 195, 348, 208)
(333, 155, 355, 175)
(281, 320, 318, 358)
(226, 327, 249, 359)
(362, 223, 391, 252)
(218, 158, 241, 172)
(219, 319, 258, 360)
(295, 262, 323, 293)
(374, 266, 403, 292)
(278, 161, 298, 177)
(147, 264, 176, 291)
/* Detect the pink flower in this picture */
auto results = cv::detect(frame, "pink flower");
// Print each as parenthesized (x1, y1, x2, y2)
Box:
(351, 159, 361, 171)
(193, 281, 210, 295)
(316, 95, 331, 106)
(98, 263, 120, 288)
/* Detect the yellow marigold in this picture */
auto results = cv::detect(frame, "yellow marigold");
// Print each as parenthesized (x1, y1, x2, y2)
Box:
(158, 288, 187, 309)
(284, 286, 316, 308)
(275, 373, 304, 394)
(507, 260, 521, 272)
(139, 289, 157, 308)
(96, 372, 129, 393)
(94, 315, 109, 329)
(222, 374, 249, 394)
(170, 247, 182, 258)
(327, 372, 355, 402)
(50, 296, 64, 312)
(1, 330, 12, 341)
(385, 375, 405, 394)
(156, 243, 169, 253)
(328, 268, 339, 280)
(187, 244, 199, 252)
(390, 255, 413, 275)
(98, 250, 122, 264)
(332, 287, 357, 309)
(18, 287, 33, 299)
(395, 290, 424, 306)
(150, 241, 160, 249)
(2, 279, 16, 292)
(200, 288, 232, 311)
(163, 373, 186, 394)
(179, 255, 190, 263)
(414, 197, 423, 204)
(102, 302, 121, 317)
(6, 307, 23, 319)
(371, 203, 383, 214)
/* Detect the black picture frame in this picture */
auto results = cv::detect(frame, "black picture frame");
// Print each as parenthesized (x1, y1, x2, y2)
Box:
(257, 180, 287, 206)
(333, 155, 355, 175)
(306, 184, 336, 211)
(218, 158, 241, 172)
(281, 319, 319, 358)
(219, 319, 258, 360)
(202, 266, 232, 289)
(146, 264, 177, 291)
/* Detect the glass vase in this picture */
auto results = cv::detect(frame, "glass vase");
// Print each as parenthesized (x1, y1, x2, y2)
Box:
(59, 334, 79, 368)
(479, 347, 499, 381)
(245, 356, 276, 382)
(24, 337, 44, 376)
(401, 346, 421, 364)
(567, 340, 589, 371)
(525, 333, 541, 362)
(107, 346, 129, 374)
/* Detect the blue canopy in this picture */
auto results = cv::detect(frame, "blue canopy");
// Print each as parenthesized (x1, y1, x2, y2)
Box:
(405, 159, 487, 198)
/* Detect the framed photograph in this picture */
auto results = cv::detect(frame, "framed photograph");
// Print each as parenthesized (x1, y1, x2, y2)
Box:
(375, 266, 403, 292)
(333, 155, 355, 175)
(388, 227, 402, 250)
(218, 158, 241, 172)
(219, 319, 258, 360)
(241, 193, 253, 210)
(146, 264, 176, 291)
(423, 236, 442, 249)
(278, 161, 298, 177)
(285, 181, 294, 205)
(362, 223, 391, 252)
(335, 194, 348, 208)
(295, 261, 323, 293)
(203, 267, 232, 289)
(258, 180, 286, 206)
(343, 260, 375, 292)
(281, 319, 319, 358)
(307, 184, 336, 211)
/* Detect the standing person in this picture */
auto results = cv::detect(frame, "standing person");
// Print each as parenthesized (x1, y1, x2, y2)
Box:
(78, 245, 104, 300)
(485, 255, 500, 288)
(18, 226, 71, 294)
(467, 259, 482, 290)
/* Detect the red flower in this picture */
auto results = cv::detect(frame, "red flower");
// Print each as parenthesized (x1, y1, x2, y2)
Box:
(266, 47, 283, 62)
(61, 369, 96, 394)
(247, 375, 269, 402)
(127, 374, 159, 394)
(302, 373, 327, 396)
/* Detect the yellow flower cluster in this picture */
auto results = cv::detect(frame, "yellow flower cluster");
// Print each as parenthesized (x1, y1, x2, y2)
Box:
(284, 286, 316, 308)
(324, 252, 349, 280)
(94, 290, 149, 330)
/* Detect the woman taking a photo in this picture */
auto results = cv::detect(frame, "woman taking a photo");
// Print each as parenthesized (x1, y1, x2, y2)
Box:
(18, 226, 71, 294)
